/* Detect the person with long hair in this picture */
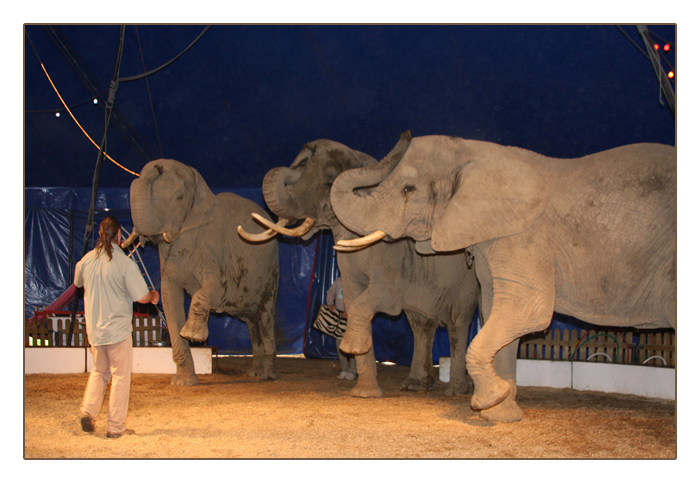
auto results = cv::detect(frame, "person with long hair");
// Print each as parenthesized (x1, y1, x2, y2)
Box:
(74, 216, 159, 438)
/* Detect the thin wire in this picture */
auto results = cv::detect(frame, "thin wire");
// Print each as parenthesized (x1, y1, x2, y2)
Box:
(616, 25, 649, 60)
(39, 61, 140, 177)
(135, 26, 164, 158)
(25, 88, 109, 114)
(25, 28, 140, 177)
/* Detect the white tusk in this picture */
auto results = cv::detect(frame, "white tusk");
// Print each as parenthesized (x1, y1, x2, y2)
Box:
(121, 230, 139, 249)
(335, 230, 387, 247)
(251, 213, 315, 237)
(333, 244, 367, 252)
(162, 231, 173, 243)
(237, 218, 289, 242)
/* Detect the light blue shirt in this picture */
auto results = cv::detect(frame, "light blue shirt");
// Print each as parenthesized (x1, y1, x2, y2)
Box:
(75, 243, 149, 346)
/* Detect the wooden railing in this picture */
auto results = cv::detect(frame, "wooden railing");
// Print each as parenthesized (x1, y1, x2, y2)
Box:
(25, 315, 166, 348)
(517, 328, 675, 368)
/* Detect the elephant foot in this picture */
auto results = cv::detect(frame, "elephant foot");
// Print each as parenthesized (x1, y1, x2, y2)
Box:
(247, 357, 279, 380)
(470, 377, 510, 411)
(171, 366, 199, 386)
(350, 382, 383, 398)
(339, 330, 372, 356)
(180, 320, 208, 342)
(479, 399, 523, 423)
(444, 377, 472, 396)
(401, 376, 433, 392)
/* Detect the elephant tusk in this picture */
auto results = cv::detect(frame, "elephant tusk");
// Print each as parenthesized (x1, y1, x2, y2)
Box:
(251, 213, 315, 237)
(162, 230, 174, 243)
(237, 218, 290, 242)
(335, 230, 387, 247)
(121, 230, 139, 249)
(332, 244, 367, 252)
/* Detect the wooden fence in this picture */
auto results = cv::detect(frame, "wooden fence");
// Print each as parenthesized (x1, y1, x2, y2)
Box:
(25, 315, 166, 348)
(517, 328, 675, 368)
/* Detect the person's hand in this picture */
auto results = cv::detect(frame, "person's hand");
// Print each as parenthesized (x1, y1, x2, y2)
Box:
(329, 305, 336, 312)
(150, 290, 160, 305)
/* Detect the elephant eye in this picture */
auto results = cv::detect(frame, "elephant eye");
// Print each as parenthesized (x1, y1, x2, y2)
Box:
(176, 194, 184, 201)
(403, 185, 417, 194)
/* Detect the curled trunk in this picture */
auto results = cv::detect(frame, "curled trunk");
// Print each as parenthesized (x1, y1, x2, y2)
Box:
(330, 131, 412, 236)
(262, 167, 303, 221)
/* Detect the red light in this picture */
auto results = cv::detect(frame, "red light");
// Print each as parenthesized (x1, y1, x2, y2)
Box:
(654, 43, 659, 50)
(668, 71, 675, 79)
(664, 44, 671, 52)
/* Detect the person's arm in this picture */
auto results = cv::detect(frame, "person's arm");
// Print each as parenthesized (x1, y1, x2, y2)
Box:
(326, 279, 338, 310)
(137, 290, 160, 305)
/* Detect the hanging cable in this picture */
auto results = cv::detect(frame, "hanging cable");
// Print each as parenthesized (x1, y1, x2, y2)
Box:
(70, 26, 128, 345)
(118, 25, 211, 83)
(636, 25, 676, 119)
(82, 25, 128, 256)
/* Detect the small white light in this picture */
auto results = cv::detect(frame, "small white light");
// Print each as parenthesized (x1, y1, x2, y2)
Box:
(93, 99, 98, 104)
(55, 112, 60, 118)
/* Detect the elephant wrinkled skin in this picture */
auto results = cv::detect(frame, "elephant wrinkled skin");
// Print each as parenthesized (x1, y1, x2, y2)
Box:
(129, 159, 280, 386)
(239, 139, 483, 400)
(332, 132, 676, 421)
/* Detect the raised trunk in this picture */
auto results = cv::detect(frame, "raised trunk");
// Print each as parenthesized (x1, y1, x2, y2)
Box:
(261, 167, 303, 221)
(330, 131, 412, 237)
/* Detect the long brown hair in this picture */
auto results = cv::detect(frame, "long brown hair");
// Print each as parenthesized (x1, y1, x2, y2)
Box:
(96, 216, 121, 261)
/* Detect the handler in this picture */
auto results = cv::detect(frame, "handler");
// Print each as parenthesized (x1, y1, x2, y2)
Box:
(75, 216, 159, 438)
(327, 276, 357, 380)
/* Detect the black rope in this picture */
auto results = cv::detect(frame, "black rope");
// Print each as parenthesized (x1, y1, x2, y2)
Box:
(69, 25, 127, 345)
(118, 25, 211, 83)
(616, 25, 649, 60)
(636, 25, 676, 119)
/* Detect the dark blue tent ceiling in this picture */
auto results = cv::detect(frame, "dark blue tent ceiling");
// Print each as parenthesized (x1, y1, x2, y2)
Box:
(24, 24, 675, 190)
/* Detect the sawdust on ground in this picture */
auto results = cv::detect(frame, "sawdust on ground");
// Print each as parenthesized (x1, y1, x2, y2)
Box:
(23, 356, 675, 459)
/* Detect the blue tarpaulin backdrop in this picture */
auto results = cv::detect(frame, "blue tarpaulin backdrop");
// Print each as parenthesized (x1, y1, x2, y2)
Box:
(25, 186, 475, 364)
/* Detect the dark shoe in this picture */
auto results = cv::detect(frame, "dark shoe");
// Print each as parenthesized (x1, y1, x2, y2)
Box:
(80, 413, 95, 433)
(106, 428, 135, 439)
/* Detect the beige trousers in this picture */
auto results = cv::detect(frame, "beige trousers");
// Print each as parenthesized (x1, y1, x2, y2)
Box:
(80, 336, 133, 433)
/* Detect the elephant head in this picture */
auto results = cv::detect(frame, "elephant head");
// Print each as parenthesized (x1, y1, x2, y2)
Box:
(238, 139, 377, 242)
(129, 159, 216, 244)
(331, 133, 549, 253)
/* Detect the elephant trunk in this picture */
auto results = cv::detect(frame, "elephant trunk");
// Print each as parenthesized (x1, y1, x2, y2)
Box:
(262, 166, 304, 221)
(330, 131, 412, 237)
(129, 176, 163, 237)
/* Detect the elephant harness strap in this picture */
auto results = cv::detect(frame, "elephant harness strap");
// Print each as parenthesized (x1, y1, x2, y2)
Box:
(163, 218, 212, 243)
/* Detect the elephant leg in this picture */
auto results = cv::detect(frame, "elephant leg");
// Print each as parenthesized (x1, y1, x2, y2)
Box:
(467, 240, 555, 411)
(338, 293, 375, 356)
(180, 278, 222, 342)
(479, 339, 523, 422)
(350, 345, 382, 398)
(161, 278, 198, 386)
(446, 312, 471, 396)
(240, 306, 278, 381)
(401, 312, 437, 392)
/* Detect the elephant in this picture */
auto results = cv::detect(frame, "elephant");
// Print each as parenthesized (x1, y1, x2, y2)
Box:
(331, 131, 676, 422)
(237, 139, 480, 398)
(125, 159, 280, 386)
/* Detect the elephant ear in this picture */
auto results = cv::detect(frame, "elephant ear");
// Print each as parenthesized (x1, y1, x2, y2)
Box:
(431, 151, 549, 252)
(186, 165, 216, 220)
